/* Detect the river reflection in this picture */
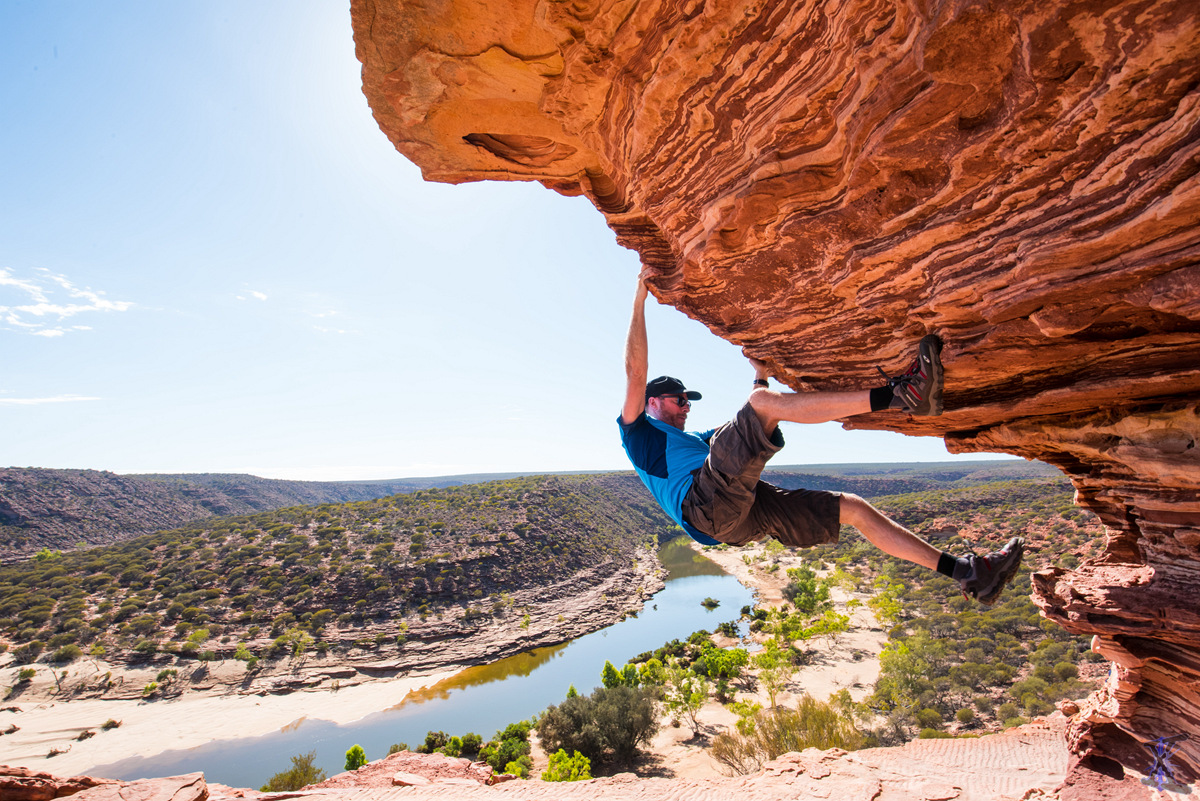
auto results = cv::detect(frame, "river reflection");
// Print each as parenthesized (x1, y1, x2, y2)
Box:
(92, 536, 752, 788)
(396, 643, 570, 707)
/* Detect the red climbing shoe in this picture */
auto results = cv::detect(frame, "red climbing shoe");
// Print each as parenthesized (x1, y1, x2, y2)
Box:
(888, 335, 943, 415)
(960, 537, 1025, 606)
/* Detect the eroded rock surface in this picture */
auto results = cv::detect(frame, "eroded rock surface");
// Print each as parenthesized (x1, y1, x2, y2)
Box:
(0, 765, 117, 800)
(351, 0, 1199, 779)
(17, 717, 1077, 800)
(0, 767, 204, 801)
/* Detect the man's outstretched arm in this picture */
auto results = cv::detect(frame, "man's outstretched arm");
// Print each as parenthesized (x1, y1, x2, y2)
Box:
(621, 275, 650, 425)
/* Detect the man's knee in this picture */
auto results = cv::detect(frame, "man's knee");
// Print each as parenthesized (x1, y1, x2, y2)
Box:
(839, 493, 870, 525)
(746, 389, 781, 439)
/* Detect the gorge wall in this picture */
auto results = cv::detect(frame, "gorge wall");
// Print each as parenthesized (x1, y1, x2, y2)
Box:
(350, 0, 1200, 782)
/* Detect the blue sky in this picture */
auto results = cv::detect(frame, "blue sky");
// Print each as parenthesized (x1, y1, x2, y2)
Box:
(0, 2, 1008, 480)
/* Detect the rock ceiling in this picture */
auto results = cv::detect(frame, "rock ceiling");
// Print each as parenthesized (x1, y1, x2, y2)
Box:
(350, 0, 1200, 782)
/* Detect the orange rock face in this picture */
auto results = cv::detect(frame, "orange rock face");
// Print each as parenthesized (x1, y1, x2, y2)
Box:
(351, 0, 1200, 780)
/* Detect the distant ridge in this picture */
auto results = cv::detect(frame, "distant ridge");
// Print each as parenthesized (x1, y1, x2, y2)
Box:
(0, 459, 1042, 559)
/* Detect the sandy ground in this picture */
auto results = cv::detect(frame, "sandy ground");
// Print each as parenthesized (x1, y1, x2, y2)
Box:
(0, 666, 458, 778)
(0, 540, 885, 784)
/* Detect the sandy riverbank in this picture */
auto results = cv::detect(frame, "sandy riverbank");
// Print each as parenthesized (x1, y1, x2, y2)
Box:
(0, 662, 460, 779)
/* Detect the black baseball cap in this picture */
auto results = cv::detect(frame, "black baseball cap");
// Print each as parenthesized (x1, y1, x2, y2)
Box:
(645, 376, 701, 401)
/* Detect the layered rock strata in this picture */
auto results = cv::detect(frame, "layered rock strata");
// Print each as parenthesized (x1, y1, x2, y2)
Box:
(351, 0, 1200, 780)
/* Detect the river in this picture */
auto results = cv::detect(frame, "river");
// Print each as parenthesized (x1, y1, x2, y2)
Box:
(90, 536, 754, 788)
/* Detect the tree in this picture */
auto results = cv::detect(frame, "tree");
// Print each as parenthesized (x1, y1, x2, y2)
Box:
(541, 749, 592, 782)
(695, 644, 748, 681)
(751, 640, 791, 708)
(601, 660, 639, 689)
(801, 610, 851, 649)
(783, 565, 831, 615)
(601, 660, 622, 689)
(637, 658, 667, 687)
(538, 685, 659, 764)
(868, 583, 903, 627)
(260, 751, 327, 792)
(871, 633, 943, 715)
(416, 731, 448, 754)
(478, 721, 532, 774)
(344, 744, 367, 771)
(662, 661, 709, 735)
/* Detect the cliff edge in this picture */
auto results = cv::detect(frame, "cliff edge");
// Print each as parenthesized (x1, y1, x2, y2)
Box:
(349, 0, 1200, 783)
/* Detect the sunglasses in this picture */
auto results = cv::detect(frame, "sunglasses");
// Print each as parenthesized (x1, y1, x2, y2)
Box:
(661, 395, 691, 407)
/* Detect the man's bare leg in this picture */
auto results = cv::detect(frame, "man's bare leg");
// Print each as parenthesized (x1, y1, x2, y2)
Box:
(839, 493, 941, 571)
(746, 358, 872, 430)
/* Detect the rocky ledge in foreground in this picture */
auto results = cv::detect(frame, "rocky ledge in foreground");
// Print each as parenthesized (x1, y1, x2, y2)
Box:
(4, 715, 1171, 801)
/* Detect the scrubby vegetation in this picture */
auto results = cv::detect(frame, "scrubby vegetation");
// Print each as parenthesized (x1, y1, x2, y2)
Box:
(711, 693, 866, 774)
(0, 475, 673, 669)
(746, 475, 1107, 744)
(399, 719, 536, 778)
(535, 472, 1110, 774)
(260, 751, 327, 792)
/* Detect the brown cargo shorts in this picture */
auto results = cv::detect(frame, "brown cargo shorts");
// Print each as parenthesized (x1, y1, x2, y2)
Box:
(680, 401, 841, 547)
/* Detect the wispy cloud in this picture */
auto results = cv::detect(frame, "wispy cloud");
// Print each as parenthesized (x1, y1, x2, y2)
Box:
(235, 289, 269, 301)
(0, 268, 133, 337)
(0, 394, 102, 405)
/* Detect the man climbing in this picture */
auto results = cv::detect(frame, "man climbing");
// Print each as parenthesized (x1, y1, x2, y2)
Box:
(618, 275, 1024, 606)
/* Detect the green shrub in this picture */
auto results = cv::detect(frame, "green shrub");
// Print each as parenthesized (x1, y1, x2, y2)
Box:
(13, 642, 44, 664)
(538, 685, 659, 765)
(132, 639, 158, 657)
(956, 708, 975, 725)
(915, 708, 942, 729)
(260, 751, 327, 792)
(416, 731, 448, 754)
(461, 732, 483, 756)
(783, 565, 831, 615)
(502, 756, 532, 778)
(344, 744, 367, 771)
(478, 721, 533, 773)
(542, 749, 592, 782)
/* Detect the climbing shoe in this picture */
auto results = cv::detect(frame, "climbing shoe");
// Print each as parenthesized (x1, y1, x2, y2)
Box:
(960, 536, 1025, 606)
(887, 334, 943, 415)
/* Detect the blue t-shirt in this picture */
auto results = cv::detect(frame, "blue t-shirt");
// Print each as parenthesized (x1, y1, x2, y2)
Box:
(617, 412, 719, 545)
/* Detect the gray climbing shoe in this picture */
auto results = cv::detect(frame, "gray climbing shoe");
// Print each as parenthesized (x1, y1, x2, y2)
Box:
(888, 334, 943, 415)
(960, 536, 1025, 606)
